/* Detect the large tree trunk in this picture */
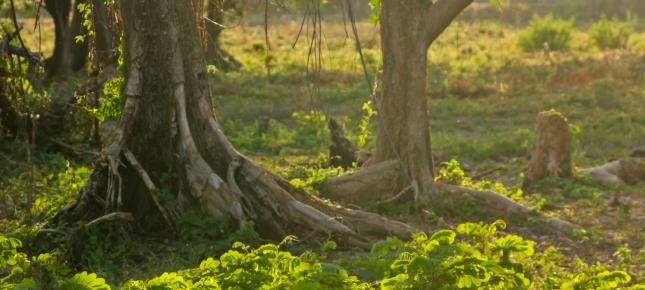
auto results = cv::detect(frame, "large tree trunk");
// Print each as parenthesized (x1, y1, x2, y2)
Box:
(205, 0, 241, 72)
(373, 0, 436, 199)
(55, 0, 412, 249)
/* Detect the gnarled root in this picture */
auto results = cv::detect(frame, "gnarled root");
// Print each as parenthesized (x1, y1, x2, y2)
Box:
(318, 160, 402, 206)
(320, 159, 579, 234)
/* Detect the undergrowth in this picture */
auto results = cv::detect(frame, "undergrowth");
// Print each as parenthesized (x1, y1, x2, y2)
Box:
(2, 220, 642, 289)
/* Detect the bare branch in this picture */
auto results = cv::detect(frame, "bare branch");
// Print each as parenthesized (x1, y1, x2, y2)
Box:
(424, 0, 473, 46)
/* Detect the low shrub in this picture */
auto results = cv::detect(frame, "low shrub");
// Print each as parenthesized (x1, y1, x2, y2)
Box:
(519, 14, 574, 52)
(590, 15, 636, 50)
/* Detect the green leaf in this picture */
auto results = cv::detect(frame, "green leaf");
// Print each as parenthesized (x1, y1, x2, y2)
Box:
(60, 272, 111, 290)
(430, 230, 456, 244)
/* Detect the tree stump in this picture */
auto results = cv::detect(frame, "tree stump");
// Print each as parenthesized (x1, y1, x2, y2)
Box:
(523, 111, 573, 187)
(328, 118, 358, 168)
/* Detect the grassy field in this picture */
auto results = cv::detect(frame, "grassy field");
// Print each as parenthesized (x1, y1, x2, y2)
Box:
(215, 18, 645, 281)
(2, 14, 645, 287)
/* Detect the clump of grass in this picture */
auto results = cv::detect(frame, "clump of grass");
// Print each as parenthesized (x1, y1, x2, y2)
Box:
(589, 14, 636, 50)
(519, 14, 574, 52)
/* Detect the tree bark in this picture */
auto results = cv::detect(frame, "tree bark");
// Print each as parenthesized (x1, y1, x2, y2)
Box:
(205, 0, 241, 72)
(373, 0, 436, 199)
(55, 0, 413, 248)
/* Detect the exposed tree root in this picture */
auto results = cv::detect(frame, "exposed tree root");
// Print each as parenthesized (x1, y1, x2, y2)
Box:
(435, 184, 578, 233)
(85, 212, 134, 228)
(209, 45, 242, 72)
(123, 149, 178, 233)
(320, 159, 579, 234)
(318, 160, 401, 206)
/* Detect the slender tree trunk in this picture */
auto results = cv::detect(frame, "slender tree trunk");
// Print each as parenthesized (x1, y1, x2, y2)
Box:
(56, 0, 412, 248)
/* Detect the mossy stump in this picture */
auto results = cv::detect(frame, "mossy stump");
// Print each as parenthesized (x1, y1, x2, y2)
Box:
(524, 111, 573, 187)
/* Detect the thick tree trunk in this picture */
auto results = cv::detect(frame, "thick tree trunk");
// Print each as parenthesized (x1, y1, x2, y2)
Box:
(523, 111, 574, 187)
(56, 0, 413, 248)
(373, 0, 436, 198)
(206, 0, 241, 72)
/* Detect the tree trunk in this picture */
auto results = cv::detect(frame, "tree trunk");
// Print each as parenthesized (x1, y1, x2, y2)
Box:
(373, 0, 436, 199)
(523, 111, 574, 187)
(55, 0, 413, 249)
(318, 0, 577, 233)
(44, 0, 88, 79)
(206, 0, 241, 72)
(322, 0, 474, 201)
(92, 0, 115, 66)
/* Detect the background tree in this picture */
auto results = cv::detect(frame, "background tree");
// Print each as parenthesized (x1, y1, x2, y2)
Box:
(43, 0, 86, 78)
(43, 0, 114, 78)
(205, 0, 241, 71)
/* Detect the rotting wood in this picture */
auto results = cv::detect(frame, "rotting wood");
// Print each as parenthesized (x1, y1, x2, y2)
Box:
(524, 111, 574, 187)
